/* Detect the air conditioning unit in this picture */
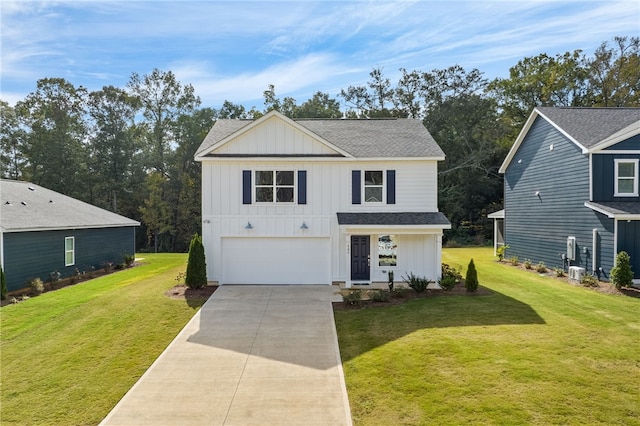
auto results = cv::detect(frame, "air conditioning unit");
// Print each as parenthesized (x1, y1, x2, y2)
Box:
(569, 266, 585, 281)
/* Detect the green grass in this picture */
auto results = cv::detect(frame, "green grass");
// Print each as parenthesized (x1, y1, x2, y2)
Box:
(0, 253, 204, 426)
(335, 247, 640, 425)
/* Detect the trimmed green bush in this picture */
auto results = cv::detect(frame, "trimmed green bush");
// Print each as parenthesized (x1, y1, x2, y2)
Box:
(1, 265, 7, 300)
(403, 272, 430, 293)
(610, 251, 633, 289)
(370, 289, 391, 302)
(465, 258, 478, 292)
(342, 290, 362, 306)
(185, 233, 207, 289)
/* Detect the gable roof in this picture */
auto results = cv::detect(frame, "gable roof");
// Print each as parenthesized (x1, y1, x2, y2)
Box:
(499, 107, 640, 173)
(195, 110, 445, 160)
(1, 180, 140, 233)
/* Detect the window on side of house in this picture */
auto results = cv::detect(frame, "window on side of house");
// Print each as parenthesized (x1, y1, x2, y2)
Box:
(65, 237, 75, 266)
(378, 234, 397, 267)
(364, 170, 384, 203)
(615, 159, 639, 196)
(255, 170, 295, 203)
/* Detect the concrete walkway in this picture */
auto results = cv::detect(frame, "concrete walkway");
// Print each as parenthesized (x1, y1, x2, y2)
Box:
(100, 285, 352, 426)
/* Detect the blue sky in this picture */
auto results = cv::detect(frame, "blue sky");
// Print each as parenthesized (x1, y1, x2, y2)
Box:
(1, 0, 639, 110)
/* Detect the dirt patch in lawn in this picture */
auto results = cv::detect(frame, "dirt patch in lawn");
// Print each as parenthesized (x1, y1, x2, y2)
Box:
(333, 283, 492, 310)
(165, 284, 218, 301)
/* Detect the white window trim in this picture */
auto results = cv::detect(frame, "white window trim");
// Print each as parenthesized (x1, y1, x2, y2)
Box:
(254, 170, 296, 204)
(363, 170, 385, 204)
(614, 159, 639, 197)
(65, 236, 75, 266)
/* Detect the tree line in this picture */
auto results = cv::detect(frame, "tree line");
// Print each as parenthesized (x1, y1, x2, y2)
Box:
(1, 36, 638, 251)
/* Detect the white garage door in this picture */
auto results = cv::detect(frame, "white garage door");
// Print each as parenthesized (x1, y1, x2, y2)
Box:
(222, 237, 331, 285)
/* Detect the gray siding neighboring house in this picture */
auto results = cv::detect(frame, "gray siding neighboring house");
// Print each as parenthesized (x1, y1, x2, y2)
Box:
(1, 180, 140, 292)
(499, 107, 640, 281)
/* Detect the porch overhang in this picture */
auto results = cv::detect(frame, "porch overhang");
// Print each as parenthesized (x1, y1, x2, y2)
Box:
(337, 212, 451, 234)
(585, 201, 640, 220)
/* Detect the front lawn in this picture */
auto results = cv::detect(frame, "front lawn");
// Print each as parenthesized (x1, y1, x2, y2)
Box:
(335, 247, 640, 425)
(0, 253, 201, 425)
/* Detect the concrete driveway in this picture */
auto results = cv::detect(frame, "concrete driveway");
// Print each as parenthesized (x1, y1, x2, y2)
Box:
(100, 285, 352, 426)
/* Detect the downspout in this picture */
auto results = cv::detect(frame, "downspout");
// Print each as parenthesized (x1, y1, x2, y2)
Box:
(592, 229, 598, 276)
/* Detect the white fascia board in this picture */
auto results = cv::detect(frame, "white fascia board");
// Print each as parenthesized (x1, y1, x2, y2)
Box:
(498, 110, 540, 174)
(589, 121, 640, 153)
(500, 108, 589, 173)
(197, 111, 354, 160)
(197, 156, 444, 163)
(584, 201, 640, 220)
(340, 224, 451, 234)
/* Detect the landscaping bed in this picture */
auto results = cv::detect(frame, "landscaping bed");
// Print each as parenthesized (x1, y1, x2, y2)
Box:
(333, 283, 492, 310)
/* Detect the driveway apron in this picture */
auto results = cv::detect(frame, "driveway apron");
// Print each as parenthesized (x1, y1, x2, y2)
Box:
(100, 285, 352, 426)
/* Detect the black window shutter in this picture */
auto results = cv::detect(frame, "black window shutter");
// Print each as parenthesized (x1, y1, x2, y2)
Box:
(242, 170, 251, 204)
(352, 170, 361, 204)
(387, 170, 396, 204)
(298, 170, 307, 205)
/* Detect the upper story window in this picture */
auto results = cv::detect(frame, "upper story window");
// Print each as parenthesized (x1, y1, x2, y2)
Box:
(65, 237, 75, 266)
(364, 171, 384, 203)
(614, 159, 639, 197)
(255, 170, 295, 203)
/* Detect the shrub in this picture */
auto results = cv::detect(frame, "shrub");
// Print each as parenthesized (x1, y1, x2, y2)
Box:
(509, 256, 519, 266)
(403, 272, 430, 293)
(610, 251, 633, 289)
(580, 273, 599, 288)
(28, 278, 44, 295)
(123, 253, 135, 267)
(185, 233, 207, 289)
(442, 263, 463, 282)
(1, 265, 7, 301)
(536, 262, 547, 273)
(438, 274, 457, 291)
(342, 290, 362, 306)
(114, 263, 125, 270)
(49, 271, 61, 289)
(102, 261, 113, 273)
(10, 296, 19, 304)
(370, 289, 391, 302)
(465, 259, 479, 292)
(553, 267, 565, 277)
(523, 259, 533, 269)
(496, 244, 510, 261)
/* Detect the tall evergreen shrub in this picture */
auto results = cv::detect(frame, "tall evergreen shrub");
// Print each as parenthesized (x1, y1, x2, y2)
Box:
(185, 233, 207, 289)
(465, 258, 479, 292)
(1, 265, 7, 300)
(610, 251, 633, 289)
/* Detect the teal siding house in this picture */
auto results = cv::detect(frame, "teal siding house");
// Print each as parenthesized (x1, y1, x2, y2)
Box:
(499, 107, 640, 282)
(0, 180, 140, 292)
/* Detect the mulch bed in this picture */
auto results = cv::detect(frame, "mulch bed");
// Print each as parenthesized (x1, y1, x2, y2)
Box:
(165, 284, 218, 301)
(332, 283, 492, 310)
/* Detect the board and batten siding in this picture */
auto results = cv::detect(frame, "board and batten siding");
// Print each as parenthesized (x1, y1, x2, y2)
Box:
(504, 117, 615, 275)
(201, 159, 439, 283)
(211, 117, 339, 156)
(3, 227, 136, 292)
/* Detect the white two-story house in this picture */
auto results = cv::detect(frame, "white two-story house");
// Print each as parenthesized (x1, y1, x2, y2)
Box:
(195, 111, 450, 287)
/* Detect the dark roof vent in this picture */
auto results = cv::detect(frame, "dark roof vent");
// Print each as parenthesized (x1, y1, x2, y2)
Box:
(5, 201, 11, 205)
(49, 200, 54, 203)
(28, 186, 35, 191)
(21, 201, 27, 206)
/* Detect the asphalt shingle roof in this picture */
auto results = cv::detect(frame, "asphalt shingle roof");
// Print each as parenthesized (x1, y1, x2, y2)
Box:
(196, 114, 445, 158)
(537, 107, 640, 148)
(1, 180, 140, 232)
(586, 201, 640, 216)
(337, 212, 451, 226)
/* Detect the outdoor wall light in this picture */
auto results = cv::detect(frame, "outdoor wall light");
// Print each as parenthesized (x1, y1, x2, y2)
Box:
(300, 222, 308, 230)
(534, 191, 540, 197)
(245, 222, 253, 230)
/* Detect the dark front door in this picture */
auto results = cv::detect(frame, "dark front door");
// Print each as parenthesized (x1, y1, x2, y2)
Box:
(351, 236, 370, 281)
